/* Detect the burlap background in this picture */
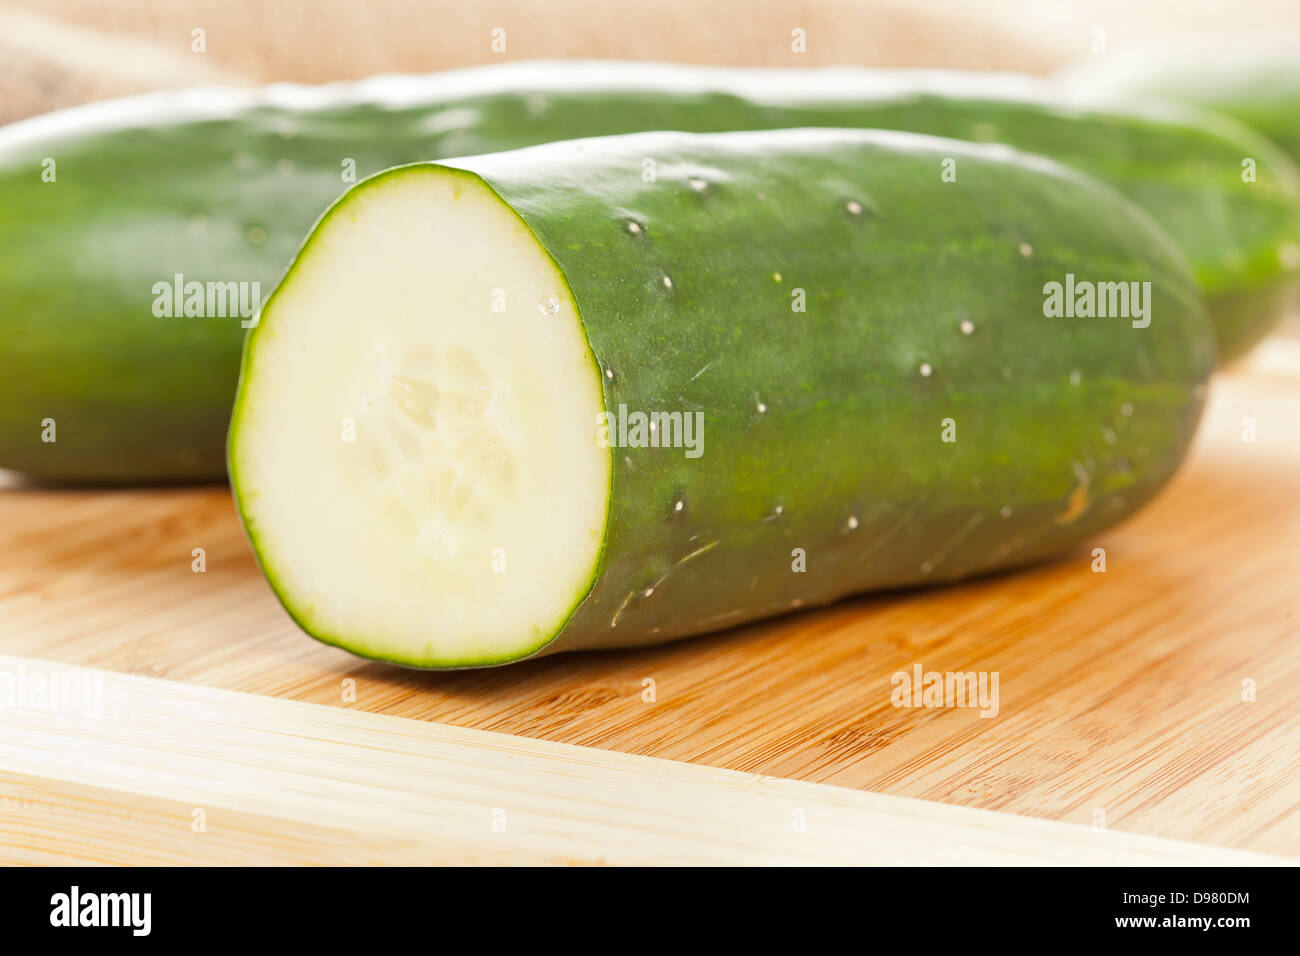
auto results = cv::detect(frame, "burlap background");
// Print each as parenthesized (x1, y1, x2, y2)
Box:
(3, 0, 1295, 125)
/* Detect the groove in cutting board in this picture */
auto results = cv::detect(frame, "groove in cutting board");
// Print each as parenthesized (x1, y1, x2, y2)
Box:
(0, 655, 1286, 866)
(1, 343, 1298, 855)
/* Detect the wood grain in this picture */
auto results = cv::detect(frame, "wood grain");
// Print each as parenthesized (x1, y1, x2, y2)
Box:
(0, 655, 1283, 865)
(2, 343, 1298, 856)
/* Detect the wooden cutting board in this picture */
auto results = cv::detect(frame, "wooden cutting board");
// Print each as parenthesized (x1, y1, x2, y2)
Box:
(2, 338, 1298, 862)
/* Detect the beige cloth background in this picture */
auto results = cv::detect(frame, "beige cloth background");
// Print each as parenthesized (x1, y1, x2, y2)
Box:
(2, 0, 1296, 125)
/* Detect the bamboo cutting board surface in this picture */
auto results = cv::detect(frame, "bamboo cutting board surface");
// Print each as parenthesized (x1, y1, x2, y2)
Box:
(3, 339, 1299, 859)
(1, 655, 1282, 865)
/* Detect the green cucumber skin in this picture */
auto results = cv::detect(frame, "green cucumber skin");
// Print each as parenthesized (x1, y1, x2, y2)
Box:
(0, 61, 1290, 482)
(1068, 56, 1300, 170)
(236, 130, 1213, 666)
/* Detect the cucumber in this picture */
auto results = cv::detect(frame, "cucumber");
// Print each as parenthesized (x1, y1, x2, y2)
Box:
(1058, 52, 1300, 360)
(228, 129, 1213, 668)
(1062, 50, 1300, 166)
(0, 62, 1291, 482)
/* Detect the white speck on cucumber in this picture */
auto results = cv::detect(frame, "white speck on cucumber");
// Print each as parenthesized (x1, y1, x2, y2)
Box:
(538, 293, 560, 315)
(919, 362, 933, 378)
(960, 319, 975, 335)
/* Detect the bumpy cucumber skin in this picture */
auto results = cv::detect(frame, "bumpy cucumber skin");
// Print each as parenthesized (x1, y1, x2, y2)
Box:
(234, 130, 1213, 666)
(0, 62, 1290, 481)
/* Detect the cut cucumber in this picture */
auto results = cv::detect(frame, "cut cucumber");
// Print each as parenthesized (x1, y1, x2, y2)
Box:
(1, 61, 1292, 482)
(232, 168, 609, 664)
(229, 129, 1213, 667)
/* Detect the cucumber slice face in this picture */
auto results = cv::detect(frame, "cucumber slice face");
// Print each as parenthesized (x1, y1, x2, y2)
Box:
(229, 166, 610, 667)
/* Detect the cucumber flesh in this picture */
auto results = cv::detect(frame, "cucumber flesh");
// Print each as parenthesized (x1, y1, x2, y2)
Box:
(231, 169, 608, 665)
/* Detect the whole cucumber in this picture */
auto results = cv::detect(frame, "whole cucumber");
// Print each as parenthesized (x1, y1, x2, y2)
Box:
(0, 62, 1292, 482)
(1062, 50, 1300, 168)
(228, 129, 1212, 667)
